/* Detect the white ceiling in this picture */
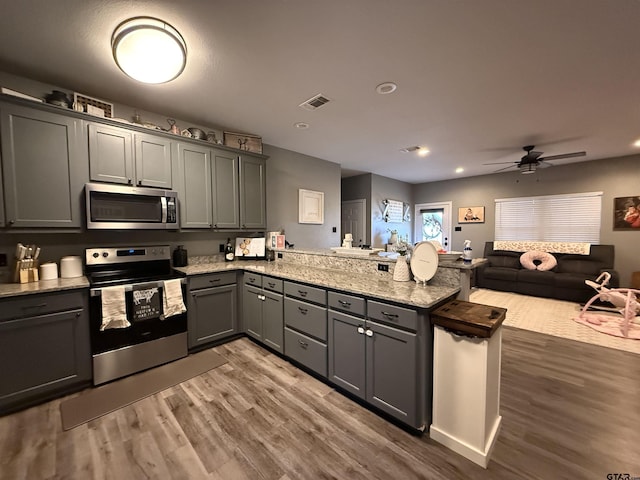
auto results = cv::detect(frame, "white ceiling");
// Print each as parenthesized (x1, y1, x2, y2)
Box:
(1, 0, 639, 184)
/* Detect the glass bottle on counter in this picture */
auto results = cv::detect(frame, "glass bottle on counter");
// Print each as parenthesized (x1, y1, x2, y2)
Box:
(225, 238, 235, 262)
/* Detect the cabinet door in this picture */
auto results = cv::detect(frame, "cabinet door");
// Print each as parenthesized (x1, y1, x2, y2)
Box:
(88, 123, 134, 185)
(134, 132, 173, 188)
(243, 284, 263, 340)
(174, 143, 212, 228)
(262, 291, 283, 353)
(328, 310, 366, 399)
(0, 104, 87, 228)
(239, 154, 266, 229)
(211, 148, 239, 228)
(366, 320, 418, 427)
(188, 284, 237, 349)
(0, 308, 91, 412)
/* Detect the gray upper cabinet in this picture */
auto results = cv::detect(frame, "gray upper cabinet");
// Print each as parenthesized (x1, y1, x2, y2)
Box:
(0, 102, 87, 228)
(174, 142, 212, 228)
(212, 148, 239, 228)
(239, 154, 266, 229)
(88, 123, 172, 188)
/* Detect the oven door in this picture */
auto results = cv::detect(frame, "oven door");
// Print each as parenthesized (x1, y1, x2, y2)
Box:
(89, 279, 187, 355)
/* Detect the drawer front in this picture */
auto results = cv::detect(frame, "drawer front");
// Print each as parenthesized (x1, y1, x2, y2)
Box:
(189, 272, 236, 290)
(284, 297, 327, 341)
(243, 272, 262, 287)
(367, 300, 417, 332)
(284, 327, 327, 378)
(0, 290, 86, 322)
(263, 276, 283, 293)
(284, 281, 326, 306)
(328, 291, 365, 317)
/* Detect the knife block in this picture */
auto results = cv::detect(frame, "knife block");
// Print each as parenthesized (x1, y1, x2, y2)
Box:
(13, 258, 39, 283)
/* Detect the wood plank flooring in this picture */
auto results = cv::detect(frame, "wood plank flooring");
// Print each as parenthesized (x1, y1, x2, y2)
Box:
(1, 327, 639, 479)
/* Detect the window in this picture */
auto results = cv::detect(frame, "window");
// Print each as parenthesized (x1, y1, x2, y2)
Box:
(495, 191, 602, 243)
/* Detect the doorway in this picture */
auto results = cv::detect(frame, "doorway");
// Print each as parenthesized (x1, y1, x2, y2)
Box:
(341, 199, 366, 246)
(414, 201, 452, 250)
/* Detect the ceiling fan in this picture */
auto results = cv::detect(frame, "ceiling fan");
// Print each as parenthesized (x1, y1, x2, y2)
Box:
(484, 145, 586, 174)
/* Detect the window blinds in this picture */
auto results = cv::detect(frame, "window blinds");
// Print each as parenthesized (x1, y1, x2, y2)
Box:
(495, 191, 602, 243)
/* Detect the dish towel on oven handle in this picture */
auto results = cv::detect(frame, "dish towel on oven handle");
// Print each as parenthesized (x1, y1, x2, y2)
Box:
(162, 279, 187, 319)
(100, 285, 131, 330)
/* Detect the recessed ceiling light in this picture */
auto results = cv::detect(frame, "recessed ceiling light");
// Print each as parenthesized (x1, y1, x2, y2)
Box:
(294, 122, 309, 129)
(376, 82, 397, 94)
(417, 147, 430, 157)
(455, 167, 464, 173)
(633, 139, 640, 147)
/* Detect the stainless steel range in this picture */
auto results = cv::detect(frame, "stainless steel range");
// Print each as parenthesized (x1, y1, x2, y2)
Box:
(85, 245, 187, 385)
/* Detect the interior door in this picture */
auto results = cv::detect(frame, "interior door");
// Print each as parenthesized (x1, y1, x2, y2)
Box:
(341, 199, 366, 246)
(414, 201, 452, 250)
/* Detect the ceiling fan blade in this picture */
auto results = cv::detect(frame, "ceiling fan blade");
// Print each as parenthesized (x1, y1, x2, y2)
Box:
(494, 164, 517, 173)
(538, 151, 586, 161)
(538, 160, 554, 168)
(483, 161, 517, 165)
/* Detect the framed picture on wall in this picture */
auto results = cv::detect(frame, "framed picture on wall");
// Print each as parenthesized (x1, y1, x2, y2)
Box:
(613, 196, 640, 230)
(299, 189, 324, 224)
(458, 206, 484, 223)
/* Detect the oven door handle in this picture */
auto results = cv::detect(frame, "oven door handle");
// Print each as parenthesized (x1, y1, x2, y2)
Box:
(90, 278, 187, 297)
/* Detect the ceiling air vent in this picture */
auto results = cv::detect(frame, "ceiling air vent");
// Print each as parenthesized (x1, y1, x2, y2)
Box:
(299, 93, 331, 111)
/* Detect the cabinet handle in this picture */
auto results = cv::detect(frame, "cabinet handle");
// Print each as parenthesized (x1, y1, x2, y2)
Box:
(365, 329, 374, 337)
(357, 326, 365, 334)
(381, 311, 399, 319)
(209, 278, 221, 283)
(137, 180, 142, 186)
(259, 295, 266, 301)
(8, 219, 15, 225)
(128, 178, 132, 185)
(298, 290, 308, 297)
(298, 307, 308, 314)
(298, 340, 308, 348)
(268, 282, 275, 288)
(23, 303, 47, 309)
(338, 300, 351, 307)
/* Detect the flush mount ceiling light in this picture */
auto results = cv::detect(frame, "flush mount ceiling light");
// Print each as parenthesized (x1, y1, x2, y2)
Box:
(112, 17, 187, 84)
(633, 139, 640, 147)
(376, 82, 397, 94)
(455, 167, 464, 174)
(400, 145, 430, 156)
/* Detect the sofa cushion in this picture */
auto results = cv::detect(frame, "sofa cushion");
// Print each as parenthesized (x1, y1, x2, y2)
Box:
(487, 254, 521, 269)
(556, 258, 602, 276)
(481, 267, 519, 282)
(517, 269, 557, 284)
(519, 251, 557, 271)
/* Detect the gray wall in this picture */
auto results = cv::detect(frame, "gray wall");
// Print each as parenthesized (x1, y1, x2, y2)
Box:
(413, 155, 640, 287)
(265, 144, 341, 249)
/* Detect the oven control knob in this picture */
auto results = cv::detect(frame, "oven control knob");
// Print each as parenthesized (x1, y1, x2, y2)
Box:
(102, 252, 109, 258)
(92, 252, 99, 258)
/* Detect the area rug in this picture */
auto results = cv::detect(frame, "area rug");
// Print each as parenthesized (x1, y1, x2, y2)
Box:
(60, 349, 227, 430)
(469, 288, 640, 355)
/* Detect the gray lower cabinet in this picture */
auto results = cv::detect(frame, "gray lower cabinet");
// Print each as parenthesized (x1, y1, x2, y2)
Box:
(328, 294, 423, 428)
(88, 123, 172, 188)
(0, 290, 91, 413)
(243, 274, 284, 353)
(0, 102, 88, 228)
(188, 272, 238, 349)
(283, 281, 328, 377)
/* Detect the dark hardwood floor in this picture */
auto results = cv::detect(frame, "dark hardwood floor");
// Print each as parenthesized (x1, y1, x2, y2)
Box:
(1, 327, 639, 479)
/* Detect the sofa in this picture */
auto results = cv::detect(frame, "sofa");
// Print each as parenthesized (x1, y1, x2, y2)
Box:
(476, 242, 619, 303)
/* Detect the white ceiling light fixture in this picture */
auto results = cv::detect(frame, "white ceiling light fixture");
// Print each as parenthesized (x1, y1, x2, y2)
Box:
(294, 122, 309, 129)
(376, 82, 397, 94)
(112, 17, 187, 84)
(519, 163, 537, 174)
(455, 167, 464, 173)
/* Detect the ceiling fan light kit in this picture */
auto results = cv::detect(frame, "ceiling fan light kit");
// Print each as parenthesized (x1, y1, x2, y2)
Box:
(112, 17, 187, 84)
(484, 145, 587, 174)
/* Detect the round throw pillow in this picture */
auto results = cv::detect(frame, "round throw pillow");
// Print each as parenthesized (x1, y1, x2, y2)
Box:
(520, 250, 557, 271)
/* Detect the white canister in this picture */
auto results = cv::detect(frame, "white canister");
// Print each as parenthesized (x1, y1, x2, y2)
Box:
(60, 256, 83, 278)
(40, 262, 59, 281)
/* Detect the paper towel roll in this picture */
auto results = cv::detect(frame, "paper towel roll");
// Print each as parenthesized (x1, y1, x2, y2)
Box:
(40, 262, 58, 280)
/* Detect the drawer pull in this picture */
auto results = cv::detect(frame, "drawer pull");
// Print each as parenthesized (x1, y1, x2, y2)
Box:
(268, 282, 276, 288)
(209, 278, 221, 283)
(357, 326, 365, 334)
(298, 340, 309, 348)
(365, 329, 374, 337)
(298, 290, 308, 297)
(381, 311, 399, 319)
(249, 278, 256, 283)
(338, 300, 351, 307)
(298, 307, 308, 314)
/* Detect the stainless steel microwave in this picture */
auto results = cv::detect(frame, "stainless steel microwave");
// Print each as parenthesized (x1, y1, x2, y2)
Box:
(85, 183, 179, 230)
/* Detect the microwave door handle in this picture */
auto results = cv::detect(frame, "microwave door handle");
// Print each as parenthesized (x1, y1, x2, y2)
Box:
(161, 197, 168, 223)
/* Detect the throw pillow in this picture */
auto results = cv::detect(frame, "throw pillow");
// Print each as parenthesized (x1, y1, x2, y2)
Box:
(520, 250, 557, 271)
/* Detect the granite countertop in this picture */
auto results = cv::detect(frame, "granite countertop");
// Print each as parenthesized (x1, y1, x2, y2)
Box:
(176, 261, 460, 309)
(0, 276, 90, 299)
